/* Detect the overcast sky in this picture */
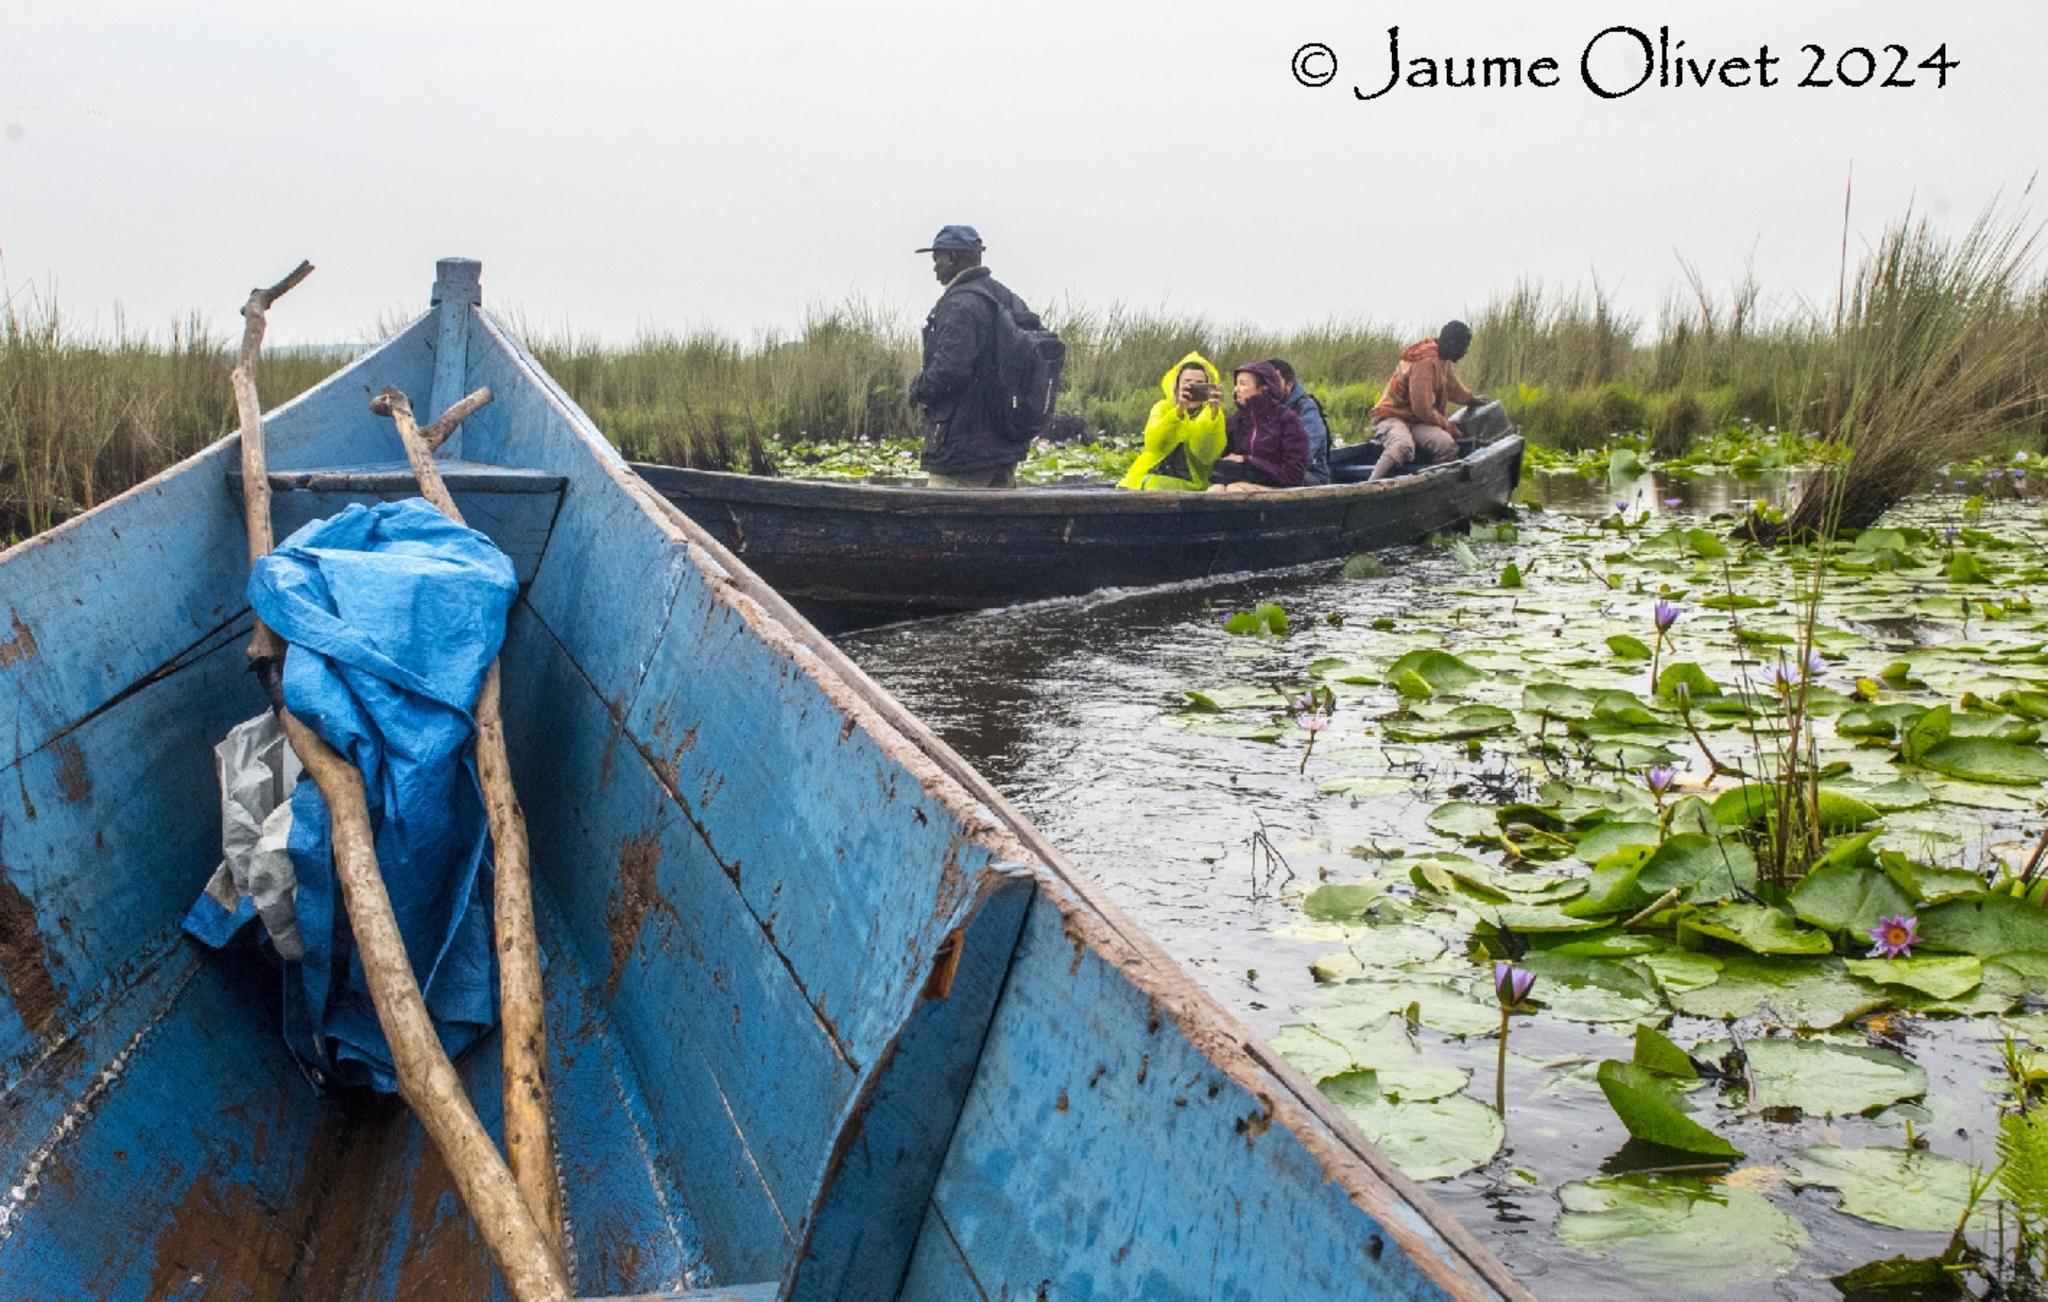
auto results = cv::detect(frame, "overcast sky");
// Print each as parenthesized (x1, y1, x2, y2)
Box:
(3, 1, 2042, 346)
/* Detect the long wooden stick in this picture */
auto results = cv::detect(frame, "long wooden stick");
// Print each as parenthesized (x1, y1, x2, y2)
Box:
(235, 276, 568, 1301)
(232, 260, 312, 664)
(371, 384, 564, 1263)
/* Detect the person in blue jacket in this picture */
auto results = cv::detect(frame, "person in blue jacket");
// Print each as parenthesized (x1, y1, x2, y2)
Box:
(1266, 358, 1331, 486)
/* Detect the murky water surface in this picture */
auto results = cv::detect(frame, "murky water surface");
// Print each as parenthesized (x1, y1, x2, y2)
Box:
(842, 469, 2042, 1299)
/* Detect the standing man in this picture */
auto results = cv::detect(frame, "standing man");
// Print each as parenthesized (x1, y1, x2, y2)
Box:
(1266, 358, 1332, 486)
(909, 225, 1036, 489)
(1368, 320, 1487, 481)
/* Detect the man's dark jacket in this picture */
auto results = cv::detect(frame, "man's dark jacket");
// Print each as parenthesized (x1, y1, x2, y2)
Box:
(1285, 384, 1332, 486)
(910, 266, 1032, 476)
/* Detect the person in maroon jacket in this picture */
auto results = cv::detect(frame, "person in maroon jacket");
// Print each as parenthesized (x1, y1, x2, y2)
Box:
(1207, 361, 1308, 491)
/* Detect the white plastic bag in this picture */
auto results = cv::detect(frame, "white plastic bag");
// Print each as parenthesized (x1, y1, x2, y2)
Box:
(197, 711, 305, 960)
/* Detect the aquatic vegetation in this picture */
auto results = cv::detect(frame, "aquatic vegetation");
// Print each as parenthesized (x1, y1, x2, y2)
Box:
(1868, 912, 1923, 960)
(1491, 962, 1535, 1114)
(1144, 487, 2048, 1287)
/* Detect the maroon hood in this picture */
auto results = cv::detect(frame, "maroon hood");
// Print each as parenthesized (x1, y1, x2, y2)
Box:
(1233, 361, 1287, 401)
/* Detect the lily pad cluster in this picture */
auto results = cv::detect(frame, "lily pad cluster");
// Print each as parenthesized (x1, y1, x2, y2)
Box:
(1204, 495, 2048, 1288)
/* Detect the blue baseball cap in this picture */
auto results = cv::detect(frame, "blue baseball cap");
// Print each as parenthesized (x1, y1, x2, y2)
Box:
(915, 224, 985, 253)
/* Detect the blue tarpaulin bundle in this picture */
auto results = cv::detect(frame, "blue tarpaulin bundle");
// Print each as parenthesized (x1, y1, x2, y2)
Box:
(185, 498, 518, 1092)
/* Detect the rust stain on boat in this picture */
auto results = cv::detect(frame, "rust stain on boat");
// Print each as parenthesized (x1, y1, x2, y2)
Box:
(53, 741, 89, 804)
(0, 866, 60, 1037)
(145, 1174, 293, 1301)
(0, 613, 36, 668)
(606, 832, 673, 1001)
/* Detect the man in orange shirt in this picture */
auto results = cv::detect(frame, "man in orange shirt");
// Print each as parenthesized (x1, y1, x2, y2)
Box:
(1368, 320, 1486, 482)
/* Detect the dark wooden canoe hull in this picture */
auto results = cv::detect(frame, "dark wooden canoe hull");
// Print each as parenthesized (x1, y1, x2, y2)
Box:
(634, 437, 1523, 630)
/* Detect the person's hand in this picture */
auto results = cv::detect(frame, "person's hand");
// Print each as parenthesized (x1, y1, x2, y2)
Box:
(1206, 394, 1223, 408)
(1469, 393, 1492, 407)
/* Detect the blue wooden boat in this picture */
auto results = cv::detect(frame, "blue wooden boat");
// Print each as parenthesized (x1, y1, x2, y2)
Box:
(0, 260, 1526, 1300)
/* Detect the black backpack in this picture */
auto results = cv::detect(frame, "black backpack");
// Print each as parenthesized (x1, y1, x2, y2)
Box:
(963, 283, 1066, 443)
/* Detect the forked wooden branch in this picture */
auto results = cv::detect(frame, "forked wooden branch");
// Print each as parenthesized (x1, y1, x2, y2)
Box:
(233, 277, 568, 1301)
(232, 259, 313, 664)
(371, 383, 565, 1263)
(422, 386, 493, 450)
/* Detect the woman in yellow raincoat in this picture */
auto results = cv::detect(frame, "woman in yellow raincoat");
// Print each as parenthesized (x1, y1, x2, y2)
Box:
(1117, 352, 1228, 491)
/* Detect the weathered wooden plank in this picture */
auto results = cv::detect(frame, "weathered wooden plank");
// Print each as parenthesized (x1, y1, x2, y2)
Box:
(228, 461, 564, 585)
(0, 951, 331, 1301)
(621, 572, 1015, 1071)
(908, 892, 1511, 1301)
(0, 629, 261, 1078)
(500, 608, 852, 1284)
(785, 867, 1033, 1301)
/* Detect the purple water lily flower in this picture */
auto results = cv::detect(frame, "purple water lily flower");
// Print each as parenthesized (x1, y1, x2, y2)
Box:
(1291, 692, 1316, 715)
(1653, 599, 1682, 633)
(1662, 497, 1683, 510)
(1493, 961, 1536, 1008)
(1803, 649, 1826, 678)
(2014, 469, 2028, 483)
(1867, 914, 1920, 960)
(1644, 764, 1677, 796)
(1297, 712, 1329, 733)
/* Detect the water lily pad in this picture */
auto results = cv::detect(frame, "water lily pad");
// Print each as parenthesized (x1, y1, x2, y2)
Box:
(1788, 864, 1916, 936)
(1916, 737, 2048, 785)
(1671, 956, 1889, 1028)
(1681, 902, 1834, 956)
(1919, 892, 2048, 956)
(1834, 777, 1933, 812)
(1523, 682, 1600, 720)
(1308, 931, 1449, 979)
(1596, 1061, 1740, 1156)
(1384, 649, 1484, 693)
(1695, 1038, 1926, 1115)
(1315, 774, 1418, 798)
(1844, 955, 1982, 1000)
(1426, 800, 1501, 842)
(1655, 662, 1721, 700)
(1607, 634, 1653, 661)
(1640, 951, 1724, 997)
(1321, 1073, 1504, 1179)
(1709, 784, 1881, 833)
(1633, 834, 1758, 907)
(1309, 977, 1504, 1038)
(1786, 1144, 1985, 1231)
(1383, 704, 1515, 743)
(1571, 821, 1663, 864)
(1520, 954, 1665, 1024)
(1274, 1018, 1469, 1100)
(1880, 855, 1988, 905)
(1632, 1024, 1699, 1080)
(1556, 1176, 1807, 1290)
(1301, 883, 1387, 922)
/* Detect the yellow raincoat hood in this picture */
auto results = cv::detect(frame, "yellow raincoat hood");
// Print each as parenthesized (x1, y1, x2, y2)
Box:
(1118, 352, 1229, 491)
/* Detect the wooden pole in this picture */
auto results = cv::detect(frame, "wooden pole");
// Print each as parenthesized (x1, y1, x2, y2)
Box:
(235, 274, 569, 1302)
(370, 384, 565, 1263)
(232, 260, 312, 665)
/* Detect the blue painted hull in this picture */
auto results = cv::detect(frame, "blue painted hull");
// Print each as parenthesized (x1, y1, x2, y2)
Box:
(0, 262, 1526, 1300)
